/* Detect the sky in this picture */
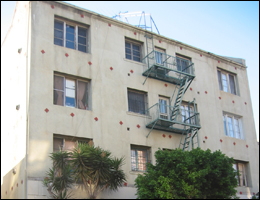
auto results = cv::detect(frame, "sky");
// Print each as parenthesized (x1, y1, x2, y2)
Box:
(1, 1, 259, 141)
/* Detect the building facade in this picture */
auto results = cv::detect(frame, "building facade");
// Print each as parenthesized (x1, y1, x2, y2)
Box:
(1, 1, 259, 199)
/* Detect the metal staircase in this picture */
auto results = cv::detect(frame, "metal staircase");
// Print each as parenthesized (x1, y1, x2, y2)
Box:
(142, 32, 201, 151)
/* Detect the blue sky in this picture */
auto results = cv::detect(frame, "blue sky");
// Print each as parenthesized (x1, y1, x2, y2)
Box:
(1, 1, 259, 141)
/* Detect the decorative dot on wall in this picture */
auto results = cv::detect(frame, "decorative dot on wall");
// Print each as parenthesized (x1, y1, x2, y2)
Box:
(205, 136, 208, 139)
(81, 14, 84, 18)
(65, 53, 69, 57)
(110, 66, 113, 70)
(108, 23, 111, 27)
(220, 139, 223, 142)
(246, 145, 248, 148)
(200, 54, 202, 57)
(240, 191, 242, 195)
(233, 142, 236, 145)
(130, 70, 134, 73)
(124, 182, 127, 186)
(119, 121, 123, 125)
(137, 124, 140, 128)
(45, 108, 49, 113)
(169, 135, 172, 138)
(180, 47, 182, 50)
(205, 91, 207, 94)
(159, 40, 161, 43)
(232, 100, 235, 103)
(190, 87, 192, 91)
(94, 117, 98, 121)
(162, 134, 166, 138)
(218, 60, 220, 63)
(245, 102, 247, 105)
(51, 5, 54, 9)
(88, 61, 92, 65)
(134, 32, 136, 35)
(41, 50, 45, 54)
(70, 113, 75, 117)
(165, 84, 168, 87)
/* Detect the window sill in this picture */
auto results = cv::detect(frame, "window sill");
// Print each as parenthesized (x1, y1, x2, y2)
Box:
(54, 44, 90, 55)
(123, 58, 146, 66)
(224, 135, 244, 140)
(126, 111, 151, 119)
(129, 170, 146, 175)
(219, 90, 239, 97)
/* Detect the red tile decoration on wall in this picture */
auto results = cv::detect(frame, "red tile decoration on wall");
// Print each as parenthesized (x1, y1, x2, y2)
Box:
(162, 134, 166, 138)
(124, 182, 127, 186)
(159, 40, 161, 43)
(88, 61, 92, 65)
(130, 70, 133, 73)
(134, 32, 136, 35)
(119, 121, 123, 125)
(219, 97, 221, 100)
(110, 67, 113, 70)
(81, 14, 84, 18)
(51, 5, 54, 9)
(21, 180, 23, 184)
(5, 191, 7, 195)
(246, 145, 248, 148)
(232, 100, 235, 103)
(190, 87, 192, 91)
(165, 84, 168, 87)
(169, 135, 172, 138)
(180, 47, 182, 50)
(200, 54, 202, 57)
(233, 142, 236, 145)
(94, 117, 98, 121)
(11, 187, 13, 191)
(245, 102, 247, 105)
(220, 139, 223, 142)
(205, 91, 207, 94)
(253, 193, 255, 195)
(65, 53, 69, 57)
(240, 192, 242, 194)
(205, 136, 207, 139)
(137, 124, 140, 128)
(70, 113, 74, 117)
(17, 183, 18, 187)
(41, 50, 45, 54)
(189, 133, 191, 137)
(108, 23, 111, 27)
(218, 60, 220, 63)
(45, 108, 49, 113)
(235, 67, 237, 70)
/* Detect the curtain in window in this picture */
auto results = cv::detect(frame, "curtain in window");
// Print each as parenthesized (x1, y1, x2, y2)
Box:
(54, 75, 64, 106)
(223, 116, 228, 136)
(53, 138, 63, 152)
(227, 117, 234, 137)
(217, 70, 223, 90)
(238, 163, 247, 186)
(159, 99, 167, 114)
(78, 81, 88, 110)
(63, 139, 76, 152)
(137, 150, 146, 171)
(229, 74, 236, 95)
(128, 91, 146, 114)
(234, 118, 241, 139)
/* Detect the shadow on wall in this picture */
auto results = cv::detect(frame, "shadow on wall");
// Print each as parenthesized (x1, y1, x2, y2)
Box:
(1, 157, 26, 199)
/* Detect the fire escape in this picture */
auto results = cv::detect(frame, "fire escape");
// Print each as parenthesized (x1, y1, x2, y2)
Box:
(142, 32, 201, 151)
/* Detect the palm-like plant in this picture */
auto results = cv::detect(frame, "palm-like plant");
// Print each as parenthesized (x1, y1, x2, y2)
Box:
(43, 150, 74, 199)
(70, 141, 126, 199)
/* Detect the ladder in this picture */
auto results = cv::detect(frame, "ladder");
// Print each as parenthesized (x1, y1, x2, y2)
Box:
(179, 128, 199, 151)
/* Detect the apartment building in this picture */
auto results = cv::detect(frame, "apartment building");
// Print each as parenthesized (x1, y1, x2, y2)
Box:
(1, 1, 259, 199)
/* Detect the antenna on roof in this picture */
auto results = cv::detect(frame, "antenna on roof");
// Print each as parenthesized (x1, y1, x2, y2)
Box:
(112, 11, 160, 34)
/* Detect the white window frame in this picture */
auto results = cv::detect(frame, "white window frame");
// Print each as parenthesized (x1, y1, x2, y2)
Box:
(155, 47, 166, 66)
(125, 39, 142, 62)
(131, 145, 151, 172)
(54, 74, 90, 110)
(217, 69, 239, 95)
(233, 162, 248, 187)
(223, 113, 243, 139)
(176, 54, 192, 74)
(54, 18, 88, 53)
(180, 103, 195, 125)
(159, 96, 170, 120)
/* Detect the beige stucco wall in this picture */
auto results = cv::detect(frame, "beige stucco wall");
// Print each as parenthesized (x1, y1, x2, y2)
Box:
(1, 1, 31, 199)
(4, 1, 257, 199)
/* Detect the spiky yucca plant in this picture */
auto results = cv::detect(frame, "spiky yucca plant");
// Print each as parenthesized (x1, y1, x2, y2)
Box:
(70, 141, 126, 199)
(43, 150, 74, 199)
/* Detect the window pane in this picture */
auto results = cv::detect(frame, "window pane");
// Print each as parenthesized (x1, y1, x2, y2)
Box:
(137, 150, 146, 171)
(64, 139, 76, 152)
(234, 119, 241, 139)
(125, 42, 131, 48)
(133, 44, 140, 51)
(227, 117, 234, 137)
(53, 138, 63, 152)
(66, 25, 75, 33)
(133, 50, 140, 56)
(78, 36, 86, 45)
(54, 38, 63, 46)
(222, 74, 228, 92)
(159, 99, 167, 114)
(133, 56, 140, 62)
(126, 54, 131, 60)
(66, 32, 75, 42)
(54, 90, 64, 106)
(128, 91, 146, 114)
(65, 80, 75, 107)
(131, 150, 137, 170)
(78, 44, 87, 53)
(78, 81, 88, 110)
(54, 75, 64, 90)
(54, 29, 63, 39)
(54, 20, 63, 30)
(66, 41, 75, 49)
(229, 74, 236, 95)
(78, 27, 87, 37)
(217, 70, 223, 90)
(223, 116, 228, 136)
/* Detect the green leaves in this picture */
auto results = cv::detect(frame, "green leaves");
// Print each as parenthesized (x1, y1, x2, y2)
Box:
(135, 148, 238, 199)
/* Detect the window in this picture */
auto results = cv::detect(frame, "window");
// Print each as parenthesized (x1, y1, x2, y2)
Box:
(223, 113, 243, 139)
(176, 54, 191, 74)
(131, 145, 151, 172)
(128, 89, 148, 115)
(233, 162, 248, 187)
(217, 69, 238, 95)
(53, 135, 91, 152)
(180, 103, 196, 125)
(155, 47, 166, 66)
(54, 18, 88, 53)
(125, 39, 142, 62)
(54, 73, 90, 110)
(159, 96, 170, 120)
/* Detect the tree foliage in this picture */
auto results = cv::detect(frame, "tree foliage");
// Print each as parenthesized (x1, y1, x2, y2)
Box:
(69, 141, 126, 199)
(43, 150, 74, 199)
(135, 148, 238, 199)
